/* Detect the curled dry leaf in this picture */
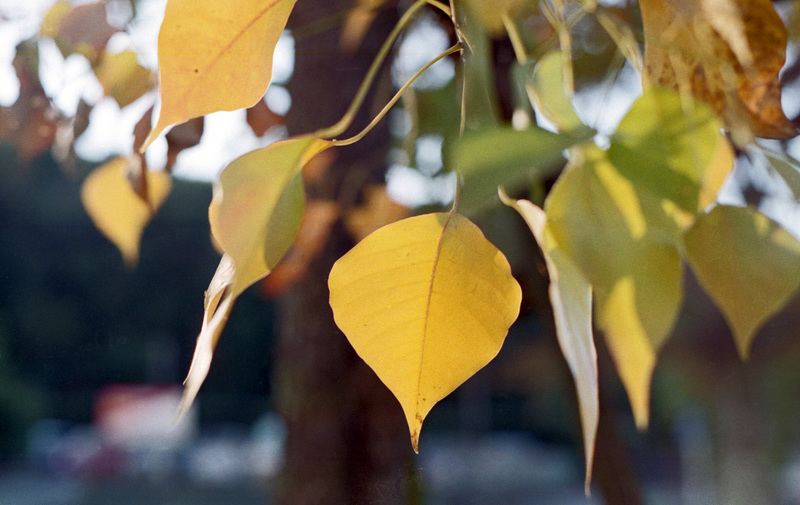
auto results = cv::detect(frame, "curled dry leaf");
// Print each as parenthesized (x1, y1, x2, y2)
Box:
(165, 117, 204, 172)
(640, 0, 797, 140)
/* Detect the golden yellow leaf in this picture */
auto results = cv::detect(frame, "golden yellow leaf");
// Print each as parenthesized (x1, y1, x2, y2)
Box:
(329, 213, 522, 451)
(499, 190, 597, 494)
(80, 156, 171, 265)
(142, 0, 297, 150)
(546, 147, 683, 428)
(95, 51, 154, 108)
(640, 0, 797, 140)
(684, 205, 800, 358)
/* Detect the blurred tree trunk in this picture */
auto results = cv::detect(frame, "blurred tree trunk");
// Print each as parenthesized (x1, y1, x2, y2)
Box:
(273, 2, 413, 504)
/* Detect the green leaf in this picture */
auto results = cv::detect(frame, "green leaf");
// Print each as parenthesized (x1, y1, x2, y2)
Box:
(179, 135, 331, 415)
(451, 126, 583, 215)
(210, 135, 331, 297)
(546, 146, 683, 428)
(763, 148, 800, 201)
(329, 212, 522, 451)
(527, 51, 587, 134)
(608, 87, 733, 213)
(499, 190, 597, 493)
(684, 205, 800, 358)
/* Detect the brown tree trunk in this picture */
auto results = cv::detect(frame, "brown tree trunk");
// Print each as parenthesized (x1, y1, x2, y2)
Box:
(273, 2, 413, 504)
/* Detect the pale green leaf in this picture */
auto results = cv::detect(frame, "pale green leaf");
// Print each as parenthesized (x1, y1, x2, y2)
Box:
(684, 205, 800, 358)
(143, 0, 297, 149)
(546, 146, 683, 428)
(329, 213, 522, 451)
(179, 135, 331, 415)
(609, 87, 732, 213)
(451, 126, 583, 214)
(210, 135, 331, 297)
(763, 148, 800, 201)
(499, 190, 597, 493)
(527, 51, 586, 134)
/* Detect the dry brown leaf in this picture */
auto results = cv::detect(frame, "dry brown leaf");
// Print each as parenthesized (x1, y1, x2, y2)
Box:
(53, 2, 118, 64)
(165, 117, 204, 172)
(245, 98, 285, 136)
(0, 43, 58, 164)
(641, 0, 797, 140)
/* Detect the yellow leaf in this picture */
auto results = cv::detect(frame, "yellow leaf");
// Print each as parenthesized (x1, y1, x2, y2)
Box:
(499, 190, 597, 494)
(640, 0, 797, 140)
(546, 146, 683, 428)
(142, 0, 297, 150)
(80, 156, 171, 265)
(329, 213, 522, 451)
(177, 136, 330, 415)
(210, 135, 331, 297)
(95, 51, 154, 108)
(684, 205, 800, 358)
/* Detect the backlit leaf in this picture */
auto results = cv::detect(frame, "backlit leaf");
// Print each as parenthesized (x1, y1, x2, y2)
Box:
(95, 50, 154, 108)
(210, 135, 331, 297)
(329, 213, 522, 451)
(640, 0, 797, 139)
(609, 87, 733, 214)
(451, 126, 583, 214)
(499, 190, 597, 493)
(684, 205, 800, 358)
(180, 135, 331, 414)
(546, 146, 682, 428)
(527, 51, 586, 134)
(142, 0, 297, 149)
(80, 156, 171, 265)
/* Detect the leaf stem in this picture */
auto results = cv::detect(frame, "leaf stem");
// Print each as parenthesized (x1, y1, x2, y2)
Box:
(315, 0, 450, 140)
(332, 43, 462, 147)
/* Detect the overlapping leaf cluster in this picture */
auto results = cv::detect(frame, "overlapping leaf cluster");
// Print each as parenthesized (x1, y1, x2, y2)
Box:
(10, 0, 800, 492)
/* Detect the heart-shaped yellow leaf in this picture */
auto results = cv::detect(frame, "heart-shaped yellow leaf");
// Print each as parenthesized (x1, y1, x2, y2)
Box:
(684, 205, 800, 358)
(81, 156, 171, 265)
(143, 0, 297, 149)
(500, 191, 597, 494)
(329, 213, 522, 451)
(640, 0, 797, 140)
(546, 146, 683, 428)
